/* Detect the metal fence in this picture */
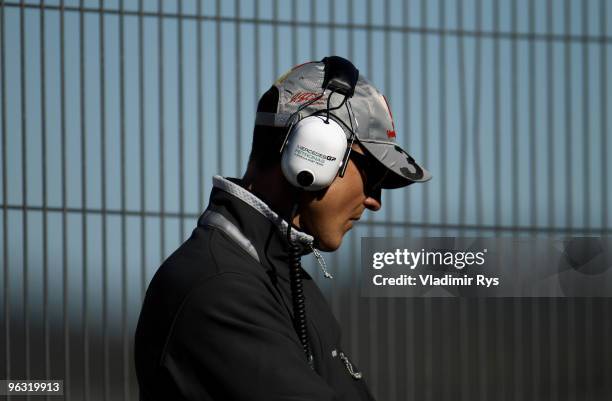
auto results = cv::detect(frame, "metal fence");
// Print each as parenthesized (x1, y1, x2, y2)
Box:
(1, 0, 611, 400)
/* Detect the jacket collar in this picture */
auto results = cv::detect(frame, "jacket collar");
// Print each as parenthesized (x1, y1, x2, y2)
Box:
(212, 176, 315, 249)
(201, 176, 315, 282)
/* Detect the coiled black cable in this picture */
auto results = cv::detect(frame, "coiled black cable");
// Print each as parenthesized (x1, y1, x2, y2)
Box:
(286, 202, 314, 369)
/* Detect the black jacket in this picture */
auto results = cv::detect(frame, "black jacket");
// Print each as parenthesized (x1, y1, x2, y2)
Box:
(134, 177, 376, 401)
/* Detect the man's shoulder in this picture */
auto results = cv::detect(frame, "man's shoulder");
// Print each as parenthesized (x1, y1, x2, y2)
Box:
(136, 224, 278, 347)
(144, 224, 271, 307)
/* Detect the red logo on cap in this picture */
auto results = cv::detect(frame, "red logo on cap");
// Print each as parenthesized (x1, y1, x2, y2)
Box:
(289, 92, 326, 105)
(382, 95, 397, 138)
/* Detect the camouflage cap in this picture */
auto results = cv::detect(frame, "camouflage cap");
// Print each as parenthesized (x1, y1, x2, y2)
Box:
(255, 60, 431, 188)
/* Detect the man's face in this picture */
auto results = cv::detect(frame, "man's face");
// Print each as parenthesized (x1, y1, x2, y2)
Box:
(298, 144, 384, 251)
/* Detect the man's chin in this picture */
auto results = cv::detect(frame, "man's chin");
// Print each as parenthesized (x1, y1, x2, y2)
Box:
(314, 234, 343, 252)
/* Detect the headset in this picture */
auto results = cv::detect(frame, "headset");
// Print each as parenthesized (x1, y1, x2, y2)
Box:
(279, 56, 360, 191)
(281, 56, 360, 370)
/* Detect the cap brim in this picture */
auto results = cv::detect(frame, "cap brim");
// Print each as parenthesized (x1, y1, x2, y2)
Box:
(358, 139, 431, 189)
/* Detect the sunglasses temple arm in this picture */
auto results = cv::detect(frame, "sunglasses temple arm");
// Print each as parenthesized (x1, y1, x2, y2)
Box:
(339, 132, 356, 178)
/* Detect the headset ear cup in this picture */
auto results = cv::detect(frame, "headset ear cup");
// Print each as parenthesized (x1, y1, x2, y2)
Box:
(281, 116, 348, 191)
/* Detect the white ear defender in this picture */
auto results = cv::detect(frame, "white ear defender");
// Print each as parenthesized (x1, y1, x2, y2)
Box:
(278, 56, 360, 192)
(280, 115, 348, 191)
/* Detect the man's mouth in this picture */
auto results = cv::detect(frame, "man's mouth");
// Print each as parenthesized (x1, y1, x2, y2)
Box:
(346, 216, 360, 231)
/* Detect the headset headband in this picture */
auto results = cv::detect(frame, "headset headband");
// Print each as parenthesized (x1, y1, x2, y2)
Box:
(321, 56, 360, 98)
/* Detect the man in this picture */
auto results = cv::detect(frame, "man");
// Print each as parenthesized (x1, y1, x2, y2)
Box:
(134, 57, 430, 400)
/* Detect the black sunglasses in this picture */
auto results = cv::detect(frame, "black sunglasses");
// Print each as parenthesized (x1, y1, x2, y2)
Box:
(348, 150, 388, 195)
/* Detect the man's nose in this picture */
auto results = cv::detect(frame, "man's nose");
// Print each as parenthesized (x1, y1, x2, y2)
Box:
(364, 188, 382, 211)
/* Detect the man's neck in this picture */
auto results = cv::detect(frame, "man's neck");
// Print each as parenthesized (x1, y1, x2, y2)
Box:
(241, 166, 301, 228)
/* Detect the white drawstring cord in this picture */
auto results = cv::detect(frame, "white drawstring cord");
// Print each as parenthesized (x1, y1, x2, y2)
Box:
(310, 245, 333, 279)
